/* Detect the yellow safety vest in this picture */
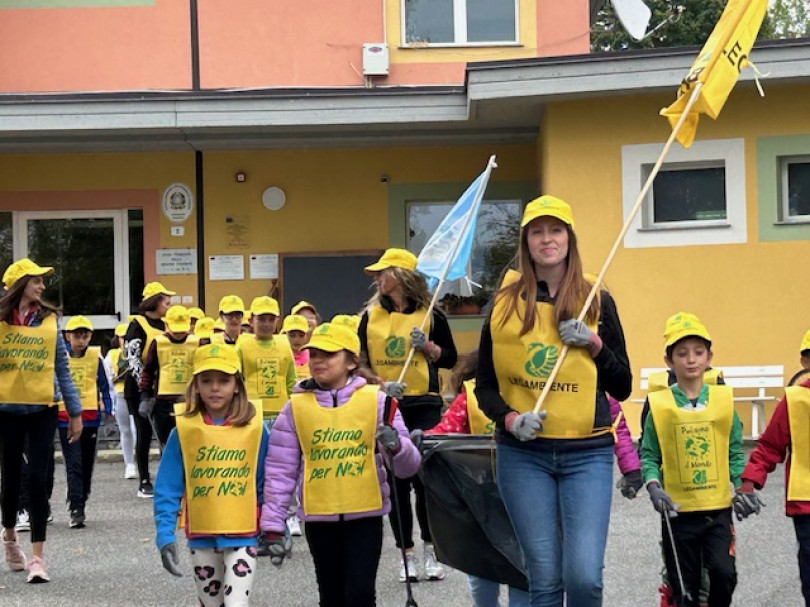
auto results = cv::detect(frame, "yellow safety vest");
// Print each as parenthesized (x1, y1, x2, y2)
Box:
(649, 386, 734, 512)
(490, 285, 601, 440)
(133, 315, 164, 363)
(67, 346, 101, 412)
(366, 306, 431, 396)
(0, 315, 57, 405)
(238, 335, 294, 417)
(292, 385, 383, 516)
(155, 335, 199, 397)
(464, 380, 494, 435)
(174, 404, 263, 535)
(109, 348, 126, 395)
(648, 368, 723, 393)
(786, 386, 810, 501)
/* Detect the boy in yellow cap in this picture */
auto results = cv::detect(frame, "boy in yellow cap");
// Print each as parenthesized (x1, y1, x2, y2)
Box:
(214, 295, 245, 345)
(290, 300, 320, 336)
(61, 316, 113, 529)
(282, 314, 311, 381)
(788, 329, 810, 387)
(641, 313, 745, 607)
(105, 323, 138, 480)
(138, 305, 199, 448)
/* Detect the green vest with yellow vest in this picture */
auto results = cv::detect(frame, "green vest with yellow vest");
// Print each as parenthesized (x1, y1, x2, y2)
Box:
(649, 385, 734, 512)
(292, 385, 383, 516)
(786, 386, 810, 501)
(173, 404, 263, 535)
(0, 315, 57, 405)
(366, 306, 431, 396)
(155, 334, 199, 397)
(237, 334, 294, 418)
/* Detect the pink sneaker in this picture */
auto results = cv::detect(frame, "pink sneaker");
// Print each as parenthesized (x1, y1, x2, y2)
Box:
(3, 530, 27, 572)
(27, 555, 49, 583)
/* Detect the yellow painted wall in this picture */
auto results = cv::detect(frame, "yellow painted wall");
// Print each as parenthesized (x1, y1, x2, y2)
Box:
(541, 83, 810, 435)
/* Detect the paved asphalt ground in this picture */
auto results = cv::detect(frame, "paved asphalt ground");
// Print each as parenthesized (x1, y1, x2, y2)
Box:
(0, 447, 803, 606)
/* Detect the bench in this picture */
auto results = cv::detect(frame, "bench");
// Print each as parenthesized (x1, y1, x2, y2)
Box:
(637, 365, 785, 439)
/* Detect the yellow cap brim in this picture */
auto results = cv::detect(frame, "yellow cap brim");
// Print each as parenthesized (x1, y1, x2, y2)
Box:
(251, 308, 279, 317)
(665, 328, 712, 348)
(364, 261, 388, 274)
(521, 209, 573, 228)
(193, 361, 240, 376)
(166, 322, 191, 333)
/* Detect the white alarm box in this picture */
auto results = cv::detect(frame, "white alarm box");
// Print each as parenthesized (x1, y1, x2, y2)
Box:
(362, 43, 389, 76)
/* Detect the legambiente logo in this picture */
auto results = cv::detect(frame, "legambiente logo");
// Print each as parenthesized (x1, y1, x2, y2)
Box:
(524, 343, 559, 378)
(384, 336, 407, 359)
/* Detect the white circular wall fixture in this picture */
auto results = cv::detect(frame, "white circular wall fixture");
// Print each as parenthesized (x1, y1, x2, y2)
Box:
(262, 186, 286, 211)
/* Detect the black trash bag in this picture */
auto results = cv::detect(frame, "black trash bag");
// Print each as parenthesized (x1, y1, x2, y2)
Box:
(419, 435, 528, 591)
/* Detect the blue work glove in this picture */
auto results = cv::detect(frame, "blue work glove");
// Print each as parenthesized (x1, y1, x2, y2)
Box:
(506, 411, 547, 441)
(139, 394, 155, 418)
(409, 327, 428, 352)
(617, 470, 644, 499)
(733, 481, 765, 521)
(557, 319, 595, 347)
(375, 425, 401, 454)
(382, 381, 406, 400)
(647, 481, 679, 518)
(160, 542, 183, 577)
(265, 532, 293, 567)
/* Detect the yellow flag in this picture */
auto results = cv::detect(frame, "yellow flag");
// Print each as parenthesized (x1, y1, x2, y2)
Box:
(660, 0, 768, 148)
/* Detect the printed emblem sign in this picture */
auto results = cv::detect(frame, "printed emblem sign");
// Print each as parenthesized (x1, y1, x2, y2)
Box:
(161, 183, 194, 223)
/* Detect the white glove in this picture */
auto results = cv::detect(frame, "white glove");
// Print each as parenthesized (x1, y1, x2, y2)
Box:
(506, 411, 547, 441)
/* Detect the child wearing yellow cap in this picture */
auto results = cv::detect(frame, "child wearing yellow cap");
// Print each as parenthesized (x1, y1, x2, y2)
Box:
(104, 323, 138, 480)
(138, 305, 200, 449)
(788, 329, 810, 387)
(641, 313, 745, 607)
(282, 314, 311, 381)
(214, 295, 245, 345)
(60, 316, 113, 530)
(154, 344, 268, 605)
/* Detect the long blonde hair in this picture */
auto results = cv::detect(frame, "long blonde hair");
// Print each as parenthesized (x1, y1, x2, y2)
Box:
(494, 225, 598, 336)
(363, 266, 431, 313)
(181, 373, 256, 427)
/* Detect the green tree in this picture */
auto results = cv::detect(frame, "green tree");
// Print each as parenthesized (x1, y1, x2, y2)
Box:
(769, 0, 810, 38)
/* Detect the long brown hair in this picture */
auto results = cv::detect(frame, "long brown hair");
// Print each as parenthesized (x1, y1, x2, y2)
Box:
(181, 372, 256, 427)
(0, 275, 59, 323)
(363, 267, 431, 313)
(494, 224, 598, 336)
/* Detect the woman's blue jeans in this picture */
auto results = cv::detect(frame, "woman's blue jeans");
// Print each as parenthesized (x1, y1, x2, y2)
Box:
(496, 442, 614, 607)
(468, 574, 531, 607)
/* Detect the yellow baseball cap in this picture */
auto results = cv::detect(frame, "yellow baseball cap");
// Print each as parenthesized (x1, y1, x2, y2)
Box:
(664, 312, 712, 349)
(218, 295, 245, 315)
(114, 323, 128, 337)
(364, 248, 417, 274)
(188, 307, 205, 320)
(303, 323, 360, 356)
(65, 315, 94, 332)
(142, 282, 176, 300)
(194, 317, 216, 338)
(193, 344, 241, 376)
(3, 258, 54, 289)
(801, 329, 810, 354)
(281, 314, 309, 334)
(521, 195, 575, 229)
(250, 296, 280, 317)
(165, 305, 192, 333)
(331, 314, 361, 332)
(290, 300, 317, 316)
(213, 318, 226, 332)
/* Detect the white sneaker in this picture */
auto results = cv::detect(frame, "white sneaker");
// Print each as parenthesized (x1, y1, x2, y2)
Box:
(15, 510, 30, 533)
(287, 515, 302, 537)
(423, 544, 445, 581)
(399, 551, 419, 583)
(124, 464, 137, 480)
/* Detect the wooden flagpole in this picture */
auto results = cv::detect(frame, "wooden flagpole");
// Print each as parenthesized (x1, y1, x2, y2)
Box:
(532, 83, 704, 414)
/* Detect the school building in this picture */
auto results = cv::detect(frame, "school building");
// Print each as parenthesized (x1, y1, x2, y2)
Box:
(1, 1, 808, 433)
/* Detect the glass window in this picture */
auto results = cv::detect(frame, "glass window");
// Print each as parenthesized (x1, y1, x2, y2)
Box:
(0, 212, 12, 285)
(404, 0, 517, 45)
(645, 164, 727, 226)
(407, 199, 520, 315)
(782, 157, 810, 220)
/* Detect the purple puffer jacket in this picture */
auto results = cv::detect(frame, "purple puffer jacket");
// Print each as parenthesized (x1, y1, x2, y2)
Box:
(261, 375, 420, 534)
(610, 396, 640, 475)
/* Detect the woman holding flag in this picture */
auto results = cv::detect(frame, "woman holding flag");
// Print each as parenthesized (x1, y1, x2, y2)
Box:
(358, 247, 457, 583)
(476, 196, 632, 606)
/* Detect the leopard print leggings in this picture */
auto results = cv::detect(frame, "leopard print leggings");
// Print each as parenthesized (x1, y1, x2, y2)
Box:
(190, 545, 258, 607)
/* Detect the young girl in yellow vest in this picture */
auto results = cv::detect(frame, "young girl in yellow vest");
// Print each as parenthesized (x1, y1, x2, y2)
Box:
(0, 258, 82, 583)
(359, 247, 458, 582)
(214, 295, 245, 345)
(124, 281, 174, 498)
(641, 313, 746, 607)
(139, 305, 199, 449)
(105, 322, 138, 480)
(236, 296, 296, 426)
(261, 322, 421, 607)
(281, 313, 311, 381)
(154, 343, 268, 607)
(61, 315, 112, 529)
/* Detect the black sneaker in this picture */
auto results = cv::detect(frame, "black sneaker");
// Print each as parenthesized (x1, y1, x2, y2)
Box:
(46, 504, 53, 524)
(69, 507, 85, 529)
(137, 480, 154, 499)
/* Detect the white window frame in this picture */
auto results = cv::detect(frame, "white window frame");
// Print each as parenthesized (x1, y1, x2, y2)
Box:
(780, 154, 810, 224)
(621, 138, 747, 249)
(400, 0, 520, 47)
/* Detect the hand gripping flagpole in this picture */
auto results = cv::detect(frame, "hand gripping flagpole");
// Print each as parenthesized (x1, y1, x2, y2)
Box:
(394, 155, 498, 385)
(532, 84, 703, 414)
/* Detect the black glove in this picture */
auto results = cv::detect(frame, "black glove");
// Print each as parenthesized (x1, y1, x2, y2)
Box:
(160, 542, 183, 577)
(266, 532, 292, 567)
(733, 481, 765, 521)
(139, 394, 155, 418)
(409, 428, 425, 454)
(647, 481, 679, 518)
(618, 470, 644, 499)
(375, 425, 401, 454)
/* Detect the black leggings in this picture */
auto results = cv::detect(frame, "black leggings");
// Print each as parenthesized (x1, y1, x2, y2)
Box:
(58, 425, 98, 509)
(126, 395, 153, 482)
(305, 517, 383, 607)
(0, 407, 58, 542)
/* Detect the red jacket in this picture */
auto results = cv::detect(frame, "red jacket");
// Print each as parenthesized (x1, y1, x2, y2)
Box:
(742, 379, 810, 516)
